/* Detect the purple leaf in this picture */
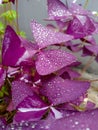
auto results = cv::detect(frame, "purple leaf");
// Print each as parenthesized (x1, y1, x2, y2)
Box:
(0, 66, 6, 88)
(12, 80, 48, 122)
(0, 117, 7, 129)
(40, 76, 90, 105)
(81, 35, 96, 45)
(65, 41, 82, 52)
(18, 95, 46, 109)
(93, 21, 98, 34)
(66, 16, 95, 39)
(20, 37, 38, 57)
(34, 109, 98, 130)
(2, 26, 26, 67)
(14, 106, 48, 123)
(86, 101, 96, 110)
(60, 67, 81, 79)
(35, 50, 77, 75)
(56, 20, 70, 30)
(70, 3, 91, 15)
(10, 0, 15, 4)
(68, 61, 81, 67)
(31, 20, 73, 48)
(2, 26, 36, 67)
(83, 45, 98, 56)
(12, 80, 34, 109)
(56, 66, 80, 80)
(47, 0, 72, 21)
(57, 95, 96, 111)
(46, 24, 56, 30)
(7, 67, 20, 78)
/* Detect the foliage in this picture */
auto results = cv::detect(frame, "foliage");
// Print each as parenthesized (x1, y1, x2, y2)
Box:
(0, 0, 98, 130)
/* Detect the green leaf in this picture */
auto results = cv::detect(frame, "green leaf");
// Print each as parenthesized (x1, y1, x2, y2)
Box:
(0, 91, 4, 98)
(3, 0, 9, 2)
(1, 86, 9, 96)
(1, 86, 5, 92)
(0, 10, 17, 22)
(0, 4, 4, 6)
(19, 31, 26, 38)
(0, 21, 5, 34)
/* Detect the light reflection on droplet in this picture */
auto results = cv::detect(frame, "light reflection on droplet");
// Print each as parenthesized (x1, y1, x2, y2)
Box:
(75, 121, 79, 125)
(86, 128, 90, 130)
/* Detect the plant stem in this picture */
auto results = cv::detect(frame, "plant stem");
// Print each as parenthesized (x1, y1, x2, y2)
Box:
(82, 55, 95, 73)
(6, 78, 12, 87)
(3, 4, 7, 26)
(16, 0, 19, 32)
(9, 2, 19, 32)
(84, 0, 89, 9)
(76, 78, 98, 83)
(9, 2, 13, 26)
(90, 79, 98, 82)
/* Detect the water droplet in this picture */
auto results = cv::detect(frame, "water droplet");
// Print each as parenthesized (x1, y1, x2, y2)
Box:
(91, 112, 95, 115)
(66, 113, 70, 117)
(75, 121, 79, 125)
(86, 128, 90, 130)
(2, 125, 5, 129)
(17, 127, 22, 130)
(45, 125, 50, 129)
(70, 119, 73, 122)
(72, 125, 75, 128)
(25, 122, 29, 126)
(31, 124, 35, 128)
(41, 126, 44, 129)
(72, 112, 75, 115)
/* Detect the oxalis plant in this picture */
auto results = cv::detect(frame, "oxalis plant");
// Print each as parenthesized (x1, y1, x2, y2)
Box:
(0, 0, 98, 130)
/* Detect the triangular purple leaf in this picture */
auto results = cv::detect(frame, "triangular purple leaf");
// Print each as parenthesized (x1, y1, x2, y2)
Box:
(31, 20, 73, 48)
(12, 80, 48, 122)
(47, 0, 72, 21)
(35, 50, 77, 75)
(82, 45, 98, 57)
(70, 3, 91, 15)
(14, 106, 48, 123)
(66, 16, 95, 39)
(12, 80, 34, 109)
(40, 76, 90, 105)
(60, 67, 81, 79)
(65, 41, 82, 52)
(2, 26, 26, 66)
(18, 95, 46, 109)
(2, 26, 36, 67)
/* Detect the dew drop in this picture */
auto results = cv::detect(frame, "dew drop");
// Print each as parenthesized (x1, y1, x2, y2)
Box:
(66, 113, 70, 117)
(45, 125, 50, 129)
(86, 128, 90, 130)
(75, 121, 79, 125)
(31, 124, 35, 128)
(72, 125, 75, 128)
(2, 125, 5, 129)
(25, 122, 29, 126)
